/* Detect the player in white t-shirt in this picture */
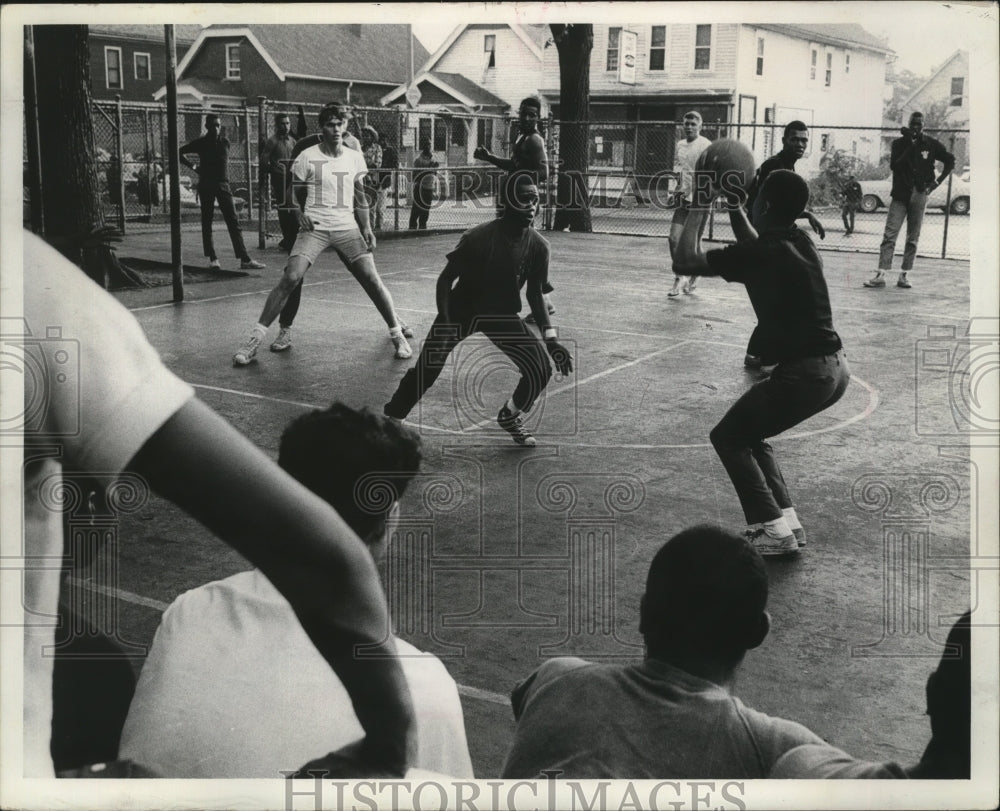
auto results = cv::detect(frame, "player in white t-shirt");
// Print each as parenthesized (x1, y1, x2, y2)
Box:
(233, 103, 413, 365)
(668, 111, 712, 297)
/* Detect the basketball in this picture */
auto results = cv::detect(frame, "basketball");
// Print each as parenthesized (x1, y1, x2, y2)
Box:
(695, 139, 756, 200)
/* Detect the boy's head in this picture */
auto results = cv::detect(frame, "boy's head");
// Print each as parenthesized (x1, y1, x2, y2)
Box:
(781, 121, 809, 159)
(640, 525, 769, 668)
(757, 169, 810, 224)
(205, 114, 221, 134)
(502, 172, 540, 223)
(318, 103, 350, 128)
(682, 111, 703, 141)
(278, 403, 422, 549)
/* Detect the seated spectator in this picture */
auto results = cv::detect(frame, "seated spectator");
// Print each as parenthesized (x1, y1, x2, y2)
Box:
(119, 403, 474, 778)
(770, 610, 971, 779)
(21, 231, 413, 777)
(501, 524, 837, 778)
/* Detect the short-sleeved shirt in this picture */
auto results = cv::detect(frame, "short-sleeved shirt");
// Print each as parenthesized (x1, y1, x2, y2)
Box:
(674, 135, 713, 199)
(119, 569, 474, 778)
(447, 220, 550, 316)
(179, 133, 233, 184)
(292, 144, 369, 231)
(706, 227, 843, 363)
(21, 233, 194, 775)
(501, 657, 829, 779)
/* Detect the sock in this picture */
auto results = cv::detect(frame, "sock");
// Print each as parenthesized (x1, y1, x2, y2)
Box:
(782, 507, 803, 531)
(253, 323, 267, 340)
(762, 516, 792, 538)
(389, 325, 403, 338)
(504, 398, 522, 417)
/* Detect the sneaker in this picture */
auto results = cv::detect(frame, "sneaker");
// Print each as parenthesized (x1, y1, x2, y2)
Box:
(523, 304, 557, 325)
(863, 276, 886, 288)
(400, 323, 414, 339)
(744, 353, 762, 370)
(683, 277, 698, 294)
(392, 334, 412, 360)
(744, 526, 799, 557)
(240, 258, 266, 270)
(792, 527, 807, 547)
(497, 405, 537, 447)
(208, 259, 221, 270)
(668, 279, 683, 298)
(896, 276, 912, 289)
(269, 327, 293, 352)
(233, 333, 262, 366)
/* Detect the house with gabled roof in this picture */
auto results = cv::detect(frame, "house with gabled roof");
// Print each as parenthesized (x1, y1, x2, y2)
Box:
(152, 24, 430, 108)
(899, 49, 969, 170)
(89, 24, 202, 102)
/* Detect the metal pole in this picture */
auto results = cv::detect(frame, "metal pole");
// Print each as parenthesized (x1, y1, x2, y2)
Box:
(23, 25, 44, 234)
(144, 108, 153, 218)
(941, 134, 954, 260)
(164, 25, 184, 302)
(114, 95, 126, 233)
(243, 104, 253, 223)
(257, 96, 267, 249)
(395, 107, 402, 231)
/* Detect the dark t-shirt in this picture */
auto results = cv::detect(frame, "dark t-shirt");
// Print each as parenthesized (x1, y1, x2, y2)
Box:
(447, 220, 549, 316)
(745, 151, 797, 224)
(179, 134, 232, 185)
(706, 227, 843, 363)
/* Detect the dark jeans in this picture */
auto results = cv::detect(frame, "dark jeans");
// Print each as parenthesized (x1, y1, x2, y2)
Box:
(199, 181, 249, 261)
(409, 185, 433, 229)
(710, 351, 850, 524)
(841, 203, 857, 233)
(385, 311, 552, 419)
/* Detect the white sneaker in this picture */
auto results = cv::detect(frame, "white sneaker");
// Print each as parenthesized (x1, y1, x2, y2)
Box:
(744, 525, 799, 557)
(270, 327, 293, 352)
(241, 258, 266, 270)
(683, 277, 698, 294)
(233, 333, 262, 366)
(392, 334, 412, 359)
(208, 259, 221, 270)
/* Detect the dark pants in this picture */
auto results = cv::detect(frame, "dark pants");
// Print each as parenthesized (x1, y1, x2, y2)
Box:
(385, 311, 552, 419)
(709, 351, 850, 524)
(199, 181, 249, 261)
(271, 179, 300, 250)
(842, 203, 857, 233)
(409, 185, 432, 229)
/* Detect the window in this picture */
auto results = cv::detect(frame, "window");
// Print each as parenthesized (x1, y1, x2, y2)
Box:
(649, 26, 666, 70)
(694, 24, 711, 70)
(845, 52, 851, 74)
(104, 46, 122, 90)
(477, 118, 494, 149)
(134, 52, 151, 81)
(825, 52, 832, 86)
(607, 27, 621, 71)
(810, 48, 817, 80)
(433, 119, 446, 152)
(451, 121, 467, 147)
(418, 118, 432, 150)
(225, 43, 241, 80)
(484, 35, 496, 69)
(755, 37, 764, 76)
(951, 77, 964, 106)
(820, 133, 829, 152)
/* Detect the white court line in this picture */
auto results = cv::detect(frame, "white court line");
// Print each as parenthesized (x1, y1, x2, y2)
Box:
(127, 267, 433, 313)
(66, 575, 511, 707)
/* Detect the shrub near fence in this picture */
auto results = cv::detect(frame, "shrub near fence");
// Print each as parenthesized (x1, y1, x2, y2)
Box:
(77, 101, 969, 260)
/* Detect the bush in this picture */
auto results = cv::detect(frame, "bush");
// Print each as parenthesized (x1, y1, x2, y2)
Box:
(807, 149, 887, 206)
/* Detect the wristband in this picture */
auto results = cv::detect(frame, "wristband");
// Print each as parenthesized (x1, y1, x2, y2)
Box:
(543, 327, 557, 340)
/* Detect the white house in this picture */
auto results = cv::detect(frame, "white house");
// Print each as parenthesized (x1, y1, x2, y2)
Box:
(900, 49, 969, 170)
(536, 22, 893, 177)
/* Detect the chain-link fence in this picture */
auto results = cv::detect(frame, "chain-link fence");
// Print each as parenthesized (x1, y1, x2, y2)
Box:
(83, 101, 969, 261)
(545, 119, 970, 260)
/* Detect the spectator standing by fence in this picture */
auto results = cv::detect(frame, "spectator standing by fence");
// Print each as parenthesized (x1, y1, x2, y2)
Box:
(260, 113, 299, 251)
(409, 138, 438, 230)
(840, 175, 862, 236)
(864, 111, 955, 290)
(361, 125, 382, 224)
(668, 111, 712, 297)
(180, 113, 265, 271)
(375, 132, 398, 233)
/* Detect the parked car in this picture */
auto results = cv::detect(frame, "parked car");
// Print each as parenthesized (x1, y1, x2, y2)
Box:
(858, 174, 970, 215)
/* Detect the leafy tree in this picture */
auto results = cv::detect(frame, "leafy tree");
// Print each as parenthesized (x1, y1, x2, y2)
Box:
(550, 24, 592, 232)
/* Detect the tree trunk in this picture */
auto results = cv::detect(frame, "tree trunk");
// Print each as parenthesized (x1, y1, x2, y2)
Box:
(551, 24, 593, 232)
(32, 25, 143, 289)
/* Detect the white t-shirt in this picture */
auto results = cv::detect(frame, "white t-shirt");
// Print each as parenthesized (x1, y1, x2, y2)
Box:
(120, 569, 475, 778)
(292, 143, 369, 231)
(20, 233, 194, 776)
(674, 135, 713, 199)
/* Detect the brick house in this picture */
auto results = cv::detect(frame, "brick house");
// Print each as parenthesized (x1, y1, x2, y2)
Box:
(89, 24, 202, 103)
(537, 22, 893, 177)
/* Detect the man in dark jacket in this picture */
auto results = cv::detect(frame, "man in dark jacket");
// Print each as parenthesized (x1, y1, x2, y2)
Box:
(865, 111, 955, 290)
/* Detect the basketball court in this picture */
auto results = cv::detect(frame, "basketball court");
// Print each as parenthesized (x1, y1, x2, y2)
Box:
(75, 224, 974, 777)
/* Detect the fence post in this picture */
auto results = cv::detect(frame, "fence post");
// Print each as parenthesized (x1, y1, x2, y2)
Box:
(257, 96, 267, 249)
(143, 108, 153, 218)
(114, 95, 126, 233)
(243, 103, 254, 224)
(395, 107, 402, 231)
(941, 134, 954, 260)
